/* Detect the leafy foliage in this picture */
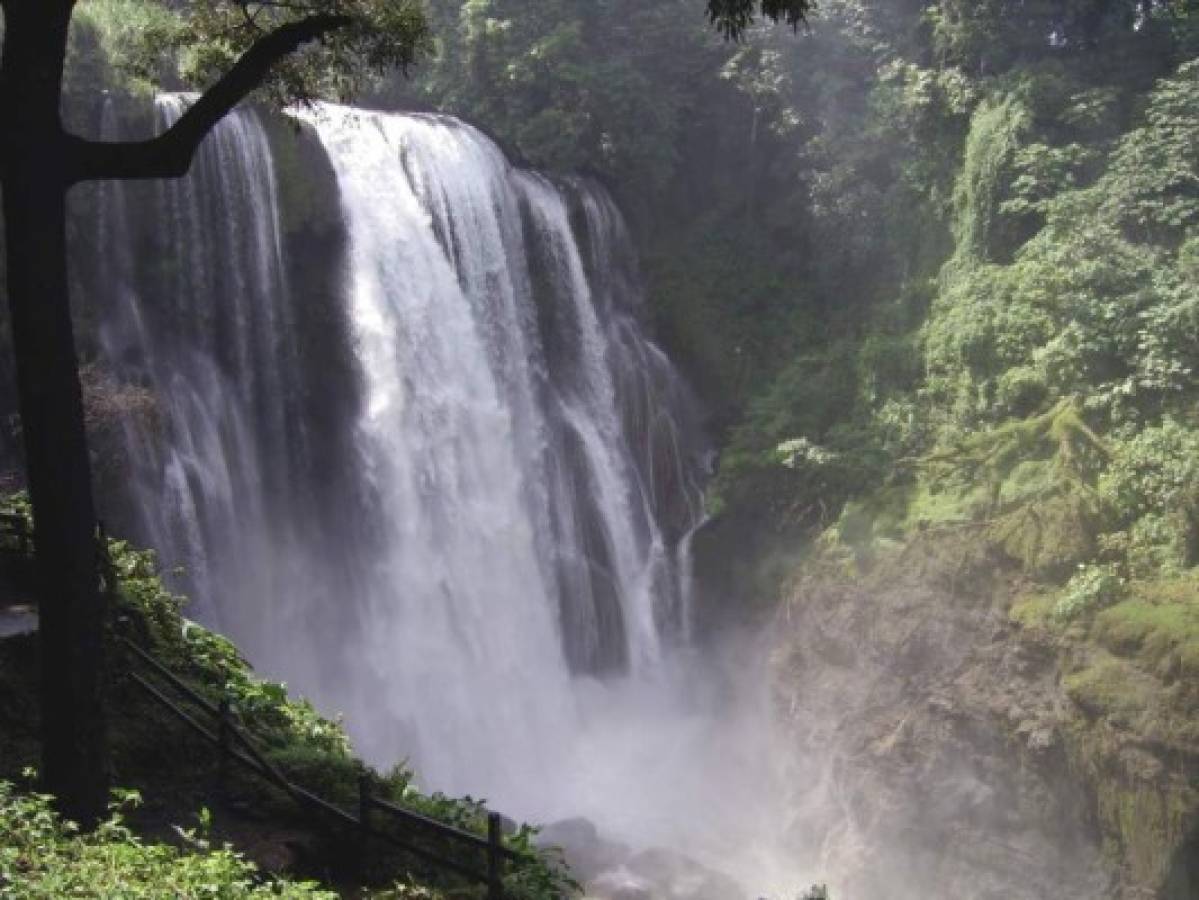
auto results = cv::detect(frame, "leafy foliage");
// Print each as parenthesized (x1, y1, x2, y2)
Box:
(385, 0, 724, 188)
(910, 56, 1199, 588)
(67, 0, 182, 98)
(63, 0, 432, 108)
(1053, 563, 1127, 622)
(106, 536, 576, 898)
(179, 0, 430, 104)
(0, 779, 336, 898)
(1102, 60, 1199, 242)
(108, 538, 353, 761)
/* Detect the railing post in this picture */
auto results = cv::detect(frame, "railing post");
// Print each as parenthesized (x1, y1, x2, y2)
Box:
(487, 811, 504, 900)
(96, 521, 116, 602)
(217, 697, 231, 792)
(16, 518, 29, 557)
(358, 773, 371, 875)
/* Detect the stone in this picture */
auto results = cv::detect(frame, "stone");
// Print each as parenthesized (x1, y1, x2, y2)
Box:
(537, 817, 630, 885)
(586, 867, 653, 900)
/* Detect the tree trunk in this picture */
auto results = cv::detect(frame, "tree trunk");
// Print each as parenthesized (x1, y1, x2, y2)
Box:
(0, 0, 354, 828)
(0, 0, 109, 827)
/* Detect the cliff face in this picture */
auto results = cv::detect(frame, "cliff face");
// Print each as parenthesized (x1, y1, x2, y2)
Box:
(761, 535, 1199, 900)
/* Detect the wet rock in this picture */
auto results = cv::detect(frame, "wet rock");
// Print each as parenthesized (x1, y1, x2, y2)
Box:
(773, 574, 1114, 900)
(625, 847, 748, 900)
(570, 838, 749, 900)
(586, 866, 654, 900)
(537, 817, 629, 885)
(1027, 725, 1057, 753)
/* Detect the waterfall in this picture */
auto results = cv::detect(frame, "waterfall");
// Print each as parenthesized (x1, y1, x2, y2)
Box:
(288, 103, 713, 798)
(85, 97, 365, 687)
(82, 97, 717, 817)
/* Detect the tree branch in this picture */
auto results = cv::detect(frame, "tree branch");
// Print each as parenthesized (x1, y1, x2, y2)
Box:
(64, 13, 351, 183)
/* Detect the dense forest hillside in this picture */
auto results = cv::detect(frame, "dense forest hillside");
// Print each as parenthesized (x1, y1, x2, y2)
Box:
(388, 1, 1199, 544)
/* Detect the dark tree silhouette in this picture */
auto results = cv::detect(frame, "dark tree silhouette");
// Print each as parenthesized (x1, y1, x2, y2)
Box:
(708, 0, 813, 37)
(0, 0, 804, 827)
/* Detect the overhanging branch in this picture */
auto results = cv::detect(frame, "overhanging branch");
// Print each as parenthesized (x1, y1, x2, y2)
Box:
(65, 13, 351, 183)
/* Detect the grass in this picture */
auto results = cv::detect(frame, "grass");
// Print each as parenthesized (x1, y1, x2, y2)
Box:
(1093, 576, 1199, 681)
(0, 778, 340, 899)
(1008, 589, 1057, 629)
(1063, 655, 1159, 726)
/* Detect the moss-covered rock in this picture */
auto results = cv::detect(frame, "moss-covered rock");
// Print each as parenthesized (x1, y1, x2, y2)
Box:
(771, 502, 1199, 899)
(262, 115, 345, 241)
(1064, 655, 1158, 724)
(1093, 578, 1199, 682)
(1064, 700, 1199, 898)
(770, 560, 1112, 899)
(989, 488, 1103, 578)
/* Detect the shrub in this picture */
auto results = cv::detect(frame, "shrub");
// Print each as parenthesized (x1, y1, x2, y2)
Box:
(1053, 563, 1127, 623)
(0, 779, 335, 898)
(1100, 421, 1199, 524)
(1099, 420, 1199, 575)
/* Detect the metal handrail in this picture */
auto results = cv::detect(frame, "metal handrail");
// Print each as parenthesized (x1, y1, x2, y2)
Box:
(120, 637, 219, 716)
(118, 631, 522, 898)
(367, 794, 525, 862)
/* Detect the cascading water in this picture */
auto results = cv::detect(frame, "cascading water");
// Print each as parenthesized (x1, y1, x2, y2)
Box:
(301, 106, 587, 792)
(274, 103, 741, 820)
(86, 97, 357, 682)
(77, 98, 797, 894)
